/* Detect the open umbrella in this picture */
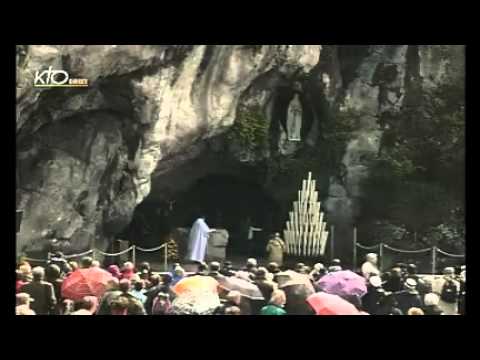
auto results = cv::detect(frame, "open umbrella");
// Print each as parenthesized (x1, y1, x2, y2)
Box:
(172, 275, 219, 296)
(316, 270, 367, 299)
(306, 292, 361, 315)
(217, 276, 264, 300)
(275, 270, 315, 293)
(172, 290, 221, 315)
(61, 268, 114, 301)
(271, 271, 315, 314)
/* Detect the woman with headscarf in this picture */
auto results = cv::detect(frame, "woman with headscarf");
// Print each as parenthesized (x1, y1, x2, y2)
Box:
(121, 262, 136, 280)
(171, 265, 185, 286)
(107, 264, 122, 279)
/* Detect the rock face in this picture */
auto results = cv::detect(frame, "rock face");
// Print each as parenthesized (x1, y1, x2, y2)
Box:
(16, 45, 464, 256)
(16, 45, 320, 254)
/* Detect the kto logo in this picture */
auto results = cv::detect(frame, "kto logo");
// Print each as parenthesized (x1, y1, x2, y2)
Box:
(33, 66, 88, 88)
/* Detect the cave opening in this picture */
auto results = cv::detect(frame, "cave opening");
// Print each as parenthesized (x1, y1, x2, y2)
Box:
(121, 173, 281, 259)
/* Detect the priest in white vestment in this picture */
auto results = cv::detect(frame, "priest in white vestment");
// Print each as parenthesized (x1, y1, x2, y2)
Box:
(186, 217, 216, 263)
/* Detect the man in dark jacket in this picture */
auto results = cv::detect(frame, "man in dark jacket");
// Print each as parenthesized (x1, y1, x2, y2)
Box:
(20, 266, 56, 315)
(362, 276, 385, 314)
(144, 274, 174, 314)
(97, 278, 121, 315)
(118, 279, 146, 315)
(384, 267, 404, 292)
(44, 264, 63, 315)
(47, 251, 70, 275)
(254, 268, 276, 308)
(220, 261, 236, 277)
(394, 278, 423, 314)
(208, 262, 225, 281)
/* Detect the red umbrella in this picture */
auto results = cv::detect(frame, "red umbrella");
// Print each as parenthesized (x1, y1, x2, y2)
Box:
(306, 292, 361, 315)
(62, 268, 114, 301)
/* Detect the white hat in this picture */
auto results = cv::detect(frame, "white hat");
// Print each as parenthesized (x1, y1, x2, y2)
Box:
(405, 278, 417, 289)
(328, 265, 342, 272)
(424, 293, 440, 306)
(369, 276, 382, 288)
(313, 263, 325, 272)
(247, 258, 257, 267)
(443, 267, 455, 275)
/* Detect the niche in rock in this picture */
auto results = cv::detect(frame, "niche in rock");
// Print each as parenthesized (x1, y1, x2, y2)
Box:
(122, 173, 281, 259)
(270, 84, 315, 155)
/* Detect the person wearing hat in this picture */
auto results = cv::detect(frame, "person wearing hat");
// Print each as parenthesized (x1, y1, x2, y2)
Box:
(362, 275, 385, 314)
(171, 265, 186, 286)
(20, 266, 56, 315)
(267, 262, 281, 275)
(152, 292, 172, 315)
(394, 278, 423, 314)
(422, 293, 444, 315)
(220, 261, 236, 277)
(328, 258, 342, 273)
(241, 258, 259, 281)
(310, 263, 326, 283)
(16, 292, 35, 315)
(254, 267, 278, 308)
(266, 233, 286, 266)
(361, 253, 380, 280)
(295, 263, 306, 274)
(47, 251, 69, 275)
(208, 261, 224, 281)
(194, 262, 209, 276)
(375, 292, 403, 315)
(438, 267, 461, 315)
(383, 267, 403, 293)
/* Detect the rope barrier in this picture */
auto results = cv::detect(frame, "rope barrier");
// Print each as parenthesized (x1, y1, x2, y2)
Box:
(20, 243, 172, 264)
(136, 244, 166, 252)
(383, 244, 432, 254)
(436, 248, 465, 258)
(22, 257, 47, 263)
(64, 249, 94, 259)
(95, 246, 134, 256)
(356, 243, 380, 250)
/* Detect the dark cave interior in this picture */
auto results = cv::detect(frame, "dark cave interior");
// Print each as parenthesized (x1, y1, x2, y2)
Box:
(121, 174, 281, 258)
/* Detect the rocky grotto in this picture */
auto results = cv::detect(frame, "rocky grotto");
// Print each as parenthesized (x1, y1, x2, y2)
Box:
(16, 45, 465, 261)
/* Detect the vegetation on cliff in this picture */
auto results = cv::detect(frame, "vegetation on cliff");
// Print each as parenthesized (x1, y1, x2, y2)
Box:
(361, 76, 465, 252)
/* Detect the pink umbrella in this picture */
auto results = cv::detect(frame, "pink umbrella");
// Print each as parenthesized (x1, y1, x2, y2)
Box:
(316, 270, 367, 299)
(306, 292, 361, 315)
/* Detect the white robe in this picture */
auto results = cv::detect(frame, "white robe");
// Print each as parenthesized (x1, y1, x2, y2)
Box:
(186, 218, 211, 262)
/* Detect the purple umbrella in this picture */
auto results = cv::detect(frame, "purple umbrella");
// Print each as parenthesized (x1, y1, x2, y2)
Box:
(316, 270, 367, 299)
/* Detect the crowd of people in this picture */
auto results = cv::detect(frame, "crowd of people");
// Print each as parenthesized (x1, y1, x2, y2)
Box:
(15, 252, 466, 315)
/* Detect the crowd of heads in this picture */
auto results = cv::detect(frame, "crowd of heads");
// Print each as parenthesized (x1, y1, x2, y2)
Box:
(16, 252, 466, 315)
